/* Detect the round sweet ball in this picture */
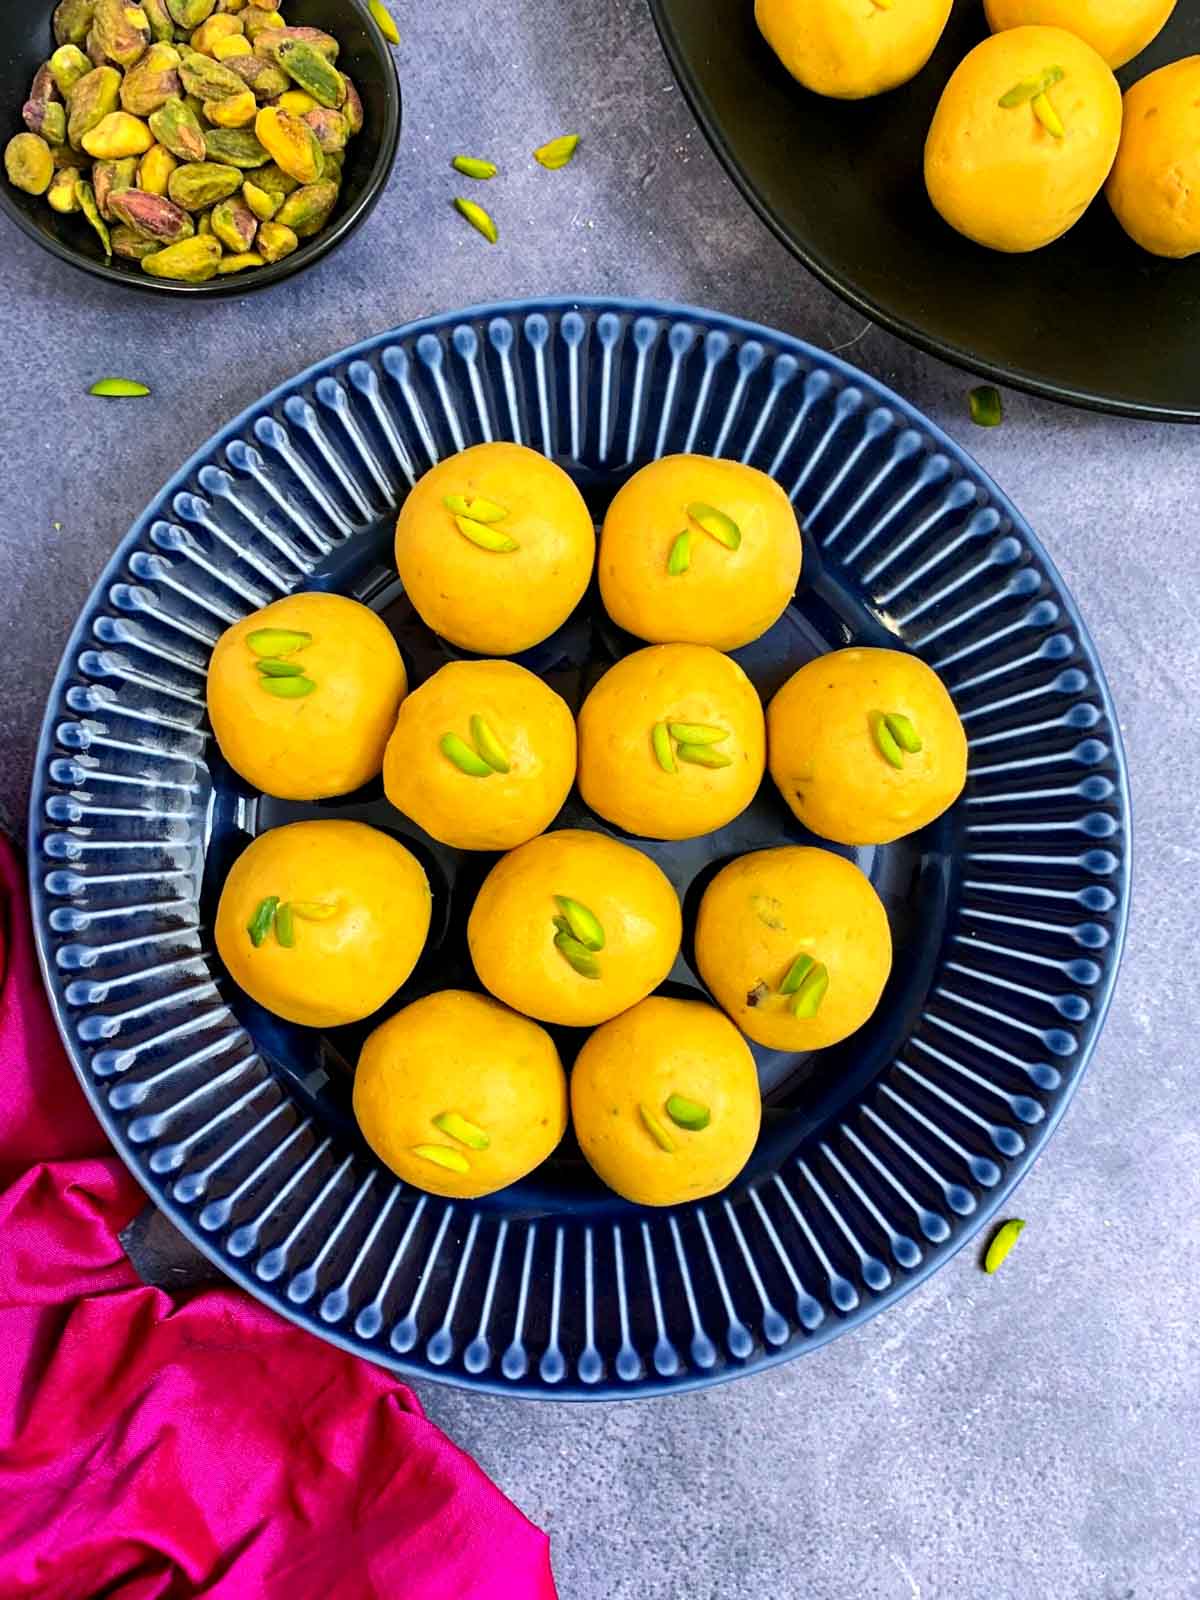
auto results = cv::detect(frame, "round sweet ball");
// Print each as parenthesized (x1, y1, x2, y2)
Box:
(354, 990, 568, 1200)
(394, 442, 595, 655)
(598, 454, 802, 651)
(925, 26, 1122, 253)
(1107, 58, 1200, 258)
(756, 0, 954, 99)
(571, 997, 762, 1207)
(695, 846, 892, 1052)
(383, 659, 577, 851)
(207, 592, 407, 801)
(577, 643, 765, 841)
(467, 828, 682, 1028)
(215, 820, 432, 1029)
(984, 0, 1175, 70)
(768, 646, 966, 846)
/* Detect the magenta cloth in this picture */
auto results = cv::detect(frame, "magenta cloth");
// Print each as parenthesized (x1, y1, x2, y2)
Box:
(0, 837, 557, 1600)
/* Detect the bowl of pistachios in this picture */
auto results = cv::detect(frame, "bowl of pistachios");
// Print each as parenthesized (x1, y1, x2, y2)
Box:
(0, 0, 401, 293)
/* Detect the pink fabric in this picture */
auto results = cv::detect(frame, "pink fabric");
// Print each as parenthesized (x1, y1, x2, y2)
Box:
(0, 837, 557, 1600)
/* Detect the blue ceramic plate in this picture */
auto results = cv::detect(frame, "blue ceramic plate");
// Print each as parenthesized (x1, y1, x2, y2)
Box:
(29, 298, 1130, 1398)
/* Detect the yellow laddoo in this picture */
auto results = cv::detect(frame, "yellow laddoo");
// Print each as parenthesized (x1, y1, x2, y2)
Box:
(756, 0, 954, 100)
(924, 26, 1122, 253)
(767, 647, 966, 846)
(1106, 58, 1200, 258)
(215, 820, 432, 1029)
(571, 997, 762, 1207)
(207, 592, 406, 801)
(577, 644, 765, 841)
(394, 442, 595, 655)
(695, 847, 892, 1051)
(467, 828, 682, 1027)
(383, 660, 576, 851)
(984, 0, 1175, 70)
(353, 990, 568, 1200)
(598, 454, 802, 651)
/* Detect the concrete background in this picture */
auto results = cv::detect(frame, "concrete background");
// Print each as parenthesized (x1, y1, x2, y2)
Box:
(1, 1, 1197, 1596)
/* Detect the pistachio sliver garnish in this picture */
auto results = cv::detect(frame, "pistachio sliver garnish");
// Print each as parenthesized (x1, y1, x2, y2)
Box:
(687, 501, 741, 550)
(259, 675, 316, 698)
(454, 195, 498, 243)
(89, 377, 150, 398)
(665, 1093, 711, 1131)
(554, 895, 605, 951)
(969, 385, 1003, 428)
(369, 0, 401, 44)
(552, 913, 572, 938)
(411, 1143, 471, 1175)
(884, 711, 922, 754)
(256, 659, 306, 678)
(667, 530, 691, 576)
(433, 1111, 490, 1150)
(676, 743, 733, 769)
(984, 1217, 1026, 1273)
(652, 721, 676, 774)
(554, 930, 601, 979)
(790, 962, 829, 1019)
(779, 952, 814, 995)
(463, 496, 508, 523)
(452, 155, 498, 180)
(275, 901, 296, 948)
(667, 722, 727, 745)
(441, 732, 494, 777)
(291, 899, 337, 921)
(533, 133, 580, 170)
(247, 627, 312, 657)
(1032, 91, 1064, 139)
(455, 513, 519, 552)
(247, 895, 279, 948)
(443, 493, 472, 515)
(998, 65, 1063, 108)
(870, 710, 904, 769)
(639, 1102, 676, 1153)
(471, 713, 511, 773)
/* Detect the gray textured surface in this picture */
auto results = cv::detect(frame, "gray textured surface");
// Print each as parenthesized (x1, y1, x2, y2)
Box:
(2, 1, 1197, 1597)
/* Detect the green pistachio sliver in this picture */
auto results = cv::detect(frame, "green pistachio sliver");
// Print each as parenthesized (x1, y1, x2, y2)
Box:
(969, 385, 1003, 428)
(751, 894, 786, 931)
(870, 711, 904, 769)
(533, 133, 580, 171)
(291, 900, 337, 921)
(247, 894, 279, 947)
(471, 714, 510, 774)
(452, 155, 497, 180)
(998, 65, 1063, 108)
(790, 962, 829, 1019)
(779, 952, 814, 995)
(455, 513, 519, 552)
(666, 529, 691, 576)
(667, 722, 726, 746)
(1032, 91, 1064, 139)
(441, 732, 494, 777)
(433, 1111, 490, 1151)
(884, 711, 922, 754)
(411, 1143, 471, 1175)
(259, 675, 316, 698)
(275, 901, 296, 948)
(256, 659, 305, 678)
(454, 195, 498, 243)
(552, 913, 572, 938)
(687, 501, 741, 550)
(368, 0, 401, 45)
(676, 743, 733, 769)
(652, 721, 676, 774)
(464, 495, 507, 523)
(247, 627, 312, 657)
(984, 1217, 1026, 1273)
(666, 1093, 711, 1132)
(554, 930, 601, 979)
(555, 895, 605, 951)
(639, 1102, 676, 1153)
(89, 377, 150, 398)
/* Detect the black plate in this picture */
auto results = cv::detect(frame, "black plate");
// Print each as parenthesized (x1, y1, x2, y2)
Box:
(649, 0, 1200, 421)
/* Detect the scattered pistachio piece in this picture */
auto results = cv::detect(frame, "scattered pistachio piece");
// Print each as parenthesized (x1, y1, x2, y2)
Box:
(666, 1093, 711, 1131)
(969, 385, 1003, 427)
(639, 1102, 676, 1153)
(471, 713, 511, 773)
(676, 743, 733, 769)
(652, 721, 676, 775)
(454, 513, 519, 552)
(779, 953, 814, 995)
(461, 495, 507, 523)
(247, 627, 311, 657)
(790, 962, 829, 1019)
(884, 711, 922, 754)
(291, 900, 337, 921)
(870, 710, 904, 769)
(454, 195, 498, 243)
(411, 1144, 471, 1175)
(247, 895, 279, 947)
(554, 930, 601, 979)
(368, 0, 401, 45)
(667, 722, 726, 746)
(984, 1217, 1026, 1273)
(259, 675, 315, 698)
(256, 659, 305, 678)
(88, 376, 150, 397)
(452, 154, 497, 180)
(441, 731, 494, 777)
(433, 1111, 490, 1151)
(555, 895, 605, 951)
(751, 894, 786, 931)
(533, 133, 580, 170)
(666, 529, 691, 576)
(687, 501, 741, 550)
(275, 901, 296, 948)
(998, 65, 1063, 109)
(1031, 91, 1064, 138)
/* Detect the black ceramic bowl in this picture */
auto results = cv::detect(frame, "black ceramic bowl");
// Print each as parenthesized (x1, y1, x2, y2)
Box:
(0, 0, 400, 295)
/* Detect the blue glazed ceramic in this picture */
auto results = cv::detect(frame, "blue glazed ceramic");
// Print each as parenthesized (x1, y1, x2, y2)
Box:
(29, 298, 1131, 1398)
